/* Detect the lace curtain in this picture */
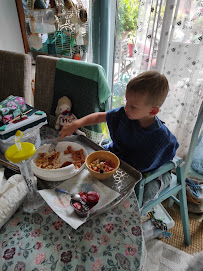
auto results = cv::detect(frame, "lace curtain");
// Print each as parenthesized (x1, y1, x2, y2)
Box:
(133, 0, 203, 158)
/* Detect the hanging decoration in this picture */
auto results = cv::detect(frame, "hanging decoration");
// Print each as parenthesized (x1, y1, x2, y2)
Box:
(24, 0, 88, 59)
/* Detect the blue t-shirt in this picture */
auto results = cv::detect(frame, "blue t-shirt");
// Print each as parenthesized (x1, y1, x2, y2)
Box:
(104, 107, 179, 173)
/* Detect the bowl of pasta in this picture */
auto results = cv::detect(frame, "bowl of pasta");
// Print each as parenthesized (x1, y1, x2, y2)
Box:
(85, 150, 120, 180)
(31, 141, 88, 181)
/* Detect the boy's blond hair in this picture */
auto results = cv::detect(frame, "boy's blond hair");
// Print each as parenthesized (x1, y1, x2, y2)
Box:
(126, 70, 169, 107)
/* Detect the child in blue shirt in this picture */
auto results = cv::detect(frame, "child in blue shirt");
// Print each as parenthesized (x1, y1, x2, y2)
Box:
(59, 70, 179, 173)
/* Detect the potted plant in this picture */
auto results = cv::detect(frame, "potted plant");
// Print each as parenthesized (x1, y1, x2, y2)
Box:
(116, 0, 139, 39)
(127, 31, 135, 57)
(115, 0, 139, 59)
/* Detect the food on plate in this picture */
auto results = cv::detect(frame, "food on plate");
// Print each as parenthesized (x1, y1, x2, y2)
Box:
(71, 190, 100, 218)
(34, 145, 85, 170)
(35, 151, 62, 169)
(64, 145, 85, 170)
(88, 159, 115, 173)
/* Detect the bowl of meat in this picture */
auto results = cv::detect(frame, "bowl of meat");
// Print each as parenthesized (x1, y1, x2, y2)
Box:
(31, 141, 87, 181)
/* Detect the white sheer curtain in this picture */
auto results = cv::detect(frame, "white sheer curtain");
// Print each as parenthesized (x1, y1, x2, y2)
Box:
(133, 0, 203, 158)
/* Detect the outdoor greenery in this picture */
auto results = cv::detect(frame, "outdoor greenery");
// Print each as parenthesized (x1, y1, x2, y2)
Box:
(113, 0, 139, 109)
(116, 0, 139, 37)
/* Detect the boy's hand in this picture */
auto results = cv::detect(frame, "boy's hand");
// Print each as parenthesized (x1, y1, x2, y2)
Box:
(58, 122, 78, 141)
(58, 112, 107, 141)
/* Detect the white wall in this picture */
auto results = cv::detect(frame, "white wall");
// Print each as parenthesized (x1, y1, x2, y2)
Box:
(0, 0, 24, 53)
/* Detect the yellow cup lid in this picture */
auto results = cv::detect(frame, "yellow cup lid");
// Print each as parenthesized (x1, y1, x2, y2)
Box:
(5, 142, 36, 163)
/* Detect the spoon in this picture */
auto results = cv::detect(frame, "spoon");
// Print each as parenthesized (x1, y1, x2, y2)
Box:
(55, 188, 81, 201)
(55, 188, 90, 211)
(48, 138, 59, 153)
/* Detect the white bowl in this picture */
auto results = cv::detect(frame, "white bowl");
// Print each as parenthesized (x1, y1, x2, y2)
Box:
(31, 141, 87, 181)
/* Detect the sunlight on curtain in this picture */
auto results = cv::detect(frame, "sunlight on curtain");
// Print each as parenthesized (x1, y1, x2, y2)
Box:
(133, 0, 203, 157)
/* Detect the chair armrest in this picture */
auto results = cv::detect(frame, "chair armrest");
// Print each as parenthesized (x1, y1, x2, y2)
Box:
(135, 156, 183, 208)
(143, 156, 183, 184)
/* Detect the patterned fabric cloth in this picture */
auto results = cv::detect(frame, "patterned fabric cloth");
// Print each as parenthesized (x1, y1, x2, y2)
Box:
(0, 192, 146, 271)
(104, 107, 179, 173)
(0, 96, 27, 125)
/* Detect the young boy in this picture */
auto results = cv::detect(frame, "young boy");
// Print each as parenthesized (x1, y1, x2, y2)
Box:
(58, 70, 179, 173)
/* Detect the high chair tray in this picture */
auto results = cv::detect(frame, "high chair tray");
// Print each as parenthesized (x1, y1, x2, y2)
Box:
(0, 135, 142, 218)
(37, 135, 142, 218)
(37, 135, 141, 191)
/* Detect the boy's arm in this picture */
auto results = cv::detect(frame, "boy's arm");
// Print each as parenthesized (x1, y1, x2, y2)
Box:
(58, 112, 107, 140)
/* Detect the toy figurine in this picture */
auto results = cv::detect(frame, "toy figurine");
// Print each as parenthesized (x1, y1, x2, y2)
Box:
(55, 96, 86, 136)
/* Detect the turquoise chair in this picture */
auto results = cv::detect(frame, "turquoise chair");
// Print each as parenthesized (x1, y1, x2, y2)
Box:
(184, 101, 203, 182)
(135, 156, 191, 245)
(135, 101, 203, 246)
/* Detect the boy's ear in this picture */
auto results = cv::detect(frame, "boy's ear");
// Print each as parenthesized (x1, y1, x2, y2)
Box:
(149, 106, 159, 116)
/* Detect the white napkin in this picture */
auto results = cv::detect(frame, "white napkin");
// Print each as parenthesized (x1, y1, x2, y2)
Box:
(39, 169, 120, 229)
(0, 166, 28, 229)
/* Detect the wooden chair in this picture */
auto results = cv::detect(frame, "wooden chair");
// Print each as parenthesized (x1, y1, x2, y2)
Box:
(0, 50, 32, 105)
(34, 55, 110, 143)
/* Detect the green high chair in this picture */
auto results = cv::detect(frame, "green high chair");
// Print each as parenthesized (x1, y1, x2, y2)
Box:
(135, 101, 203, 246)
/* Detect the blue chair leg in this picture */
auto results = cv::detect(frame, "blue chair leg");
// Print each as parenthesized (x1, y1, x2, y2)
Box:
(177, 165, 191, 245)
(167, 192, 178, 208)
(135, 180, 145, 208)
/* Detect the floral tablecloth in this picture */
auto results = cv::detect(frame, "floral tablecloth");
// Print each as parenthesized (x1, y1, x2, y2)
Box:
(0, 192, 146, 271)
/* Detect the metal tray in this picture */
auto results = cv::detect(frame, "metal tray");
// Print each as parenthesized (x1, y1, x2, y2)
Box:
(37, 135, 142, 218)
(0, 135, 142, 218)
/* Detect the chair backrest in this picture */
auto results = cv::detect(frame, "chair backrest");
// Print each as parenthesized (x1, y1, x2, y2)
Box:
(0, 50, 32, 105)
(184, 101, 203, 178)
(34, 55, 111, 142)
(34, 55, 57, 122)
